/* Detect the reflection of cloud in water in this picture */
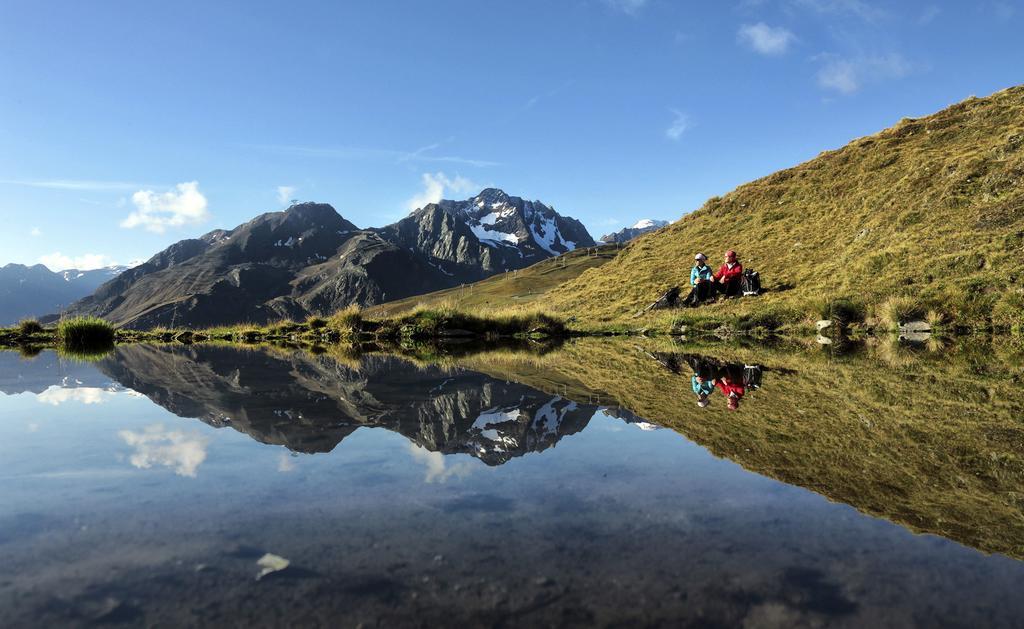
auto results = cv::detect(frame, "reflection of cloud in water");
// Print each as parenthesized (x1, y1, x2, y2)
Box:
(37, 386, 118, 405)
(118, 424, 209, 477)
(277, 453, 296, 473)
(407, 444, 475, 483)
(37, 385, 143, 406)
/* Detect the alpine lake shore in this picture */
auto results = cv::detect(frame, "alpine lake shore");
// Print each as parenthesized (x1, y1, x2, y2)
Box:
(3, 287, 1022, 362)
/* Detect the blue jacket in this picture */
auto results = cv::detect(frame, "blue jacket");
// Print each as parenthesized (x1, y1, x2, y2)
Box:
(690, 264, 713, 286)
(692, 375, 715, 396)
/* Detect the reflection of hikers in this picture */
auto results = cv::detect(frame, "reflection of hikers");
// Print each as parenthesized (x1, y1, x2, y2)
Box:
(684, 253, 715, 307)
(743, 364, 763, 390)
(687, 355, 719, 408)
(716, 364, 746, 411)
(692, 373, 715, 407)
(714, 250, 744, 297)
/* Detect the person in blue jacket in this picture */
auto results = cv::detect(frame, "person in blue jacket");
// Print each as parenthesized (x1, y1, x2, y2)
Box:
(684, 253, 714, 306)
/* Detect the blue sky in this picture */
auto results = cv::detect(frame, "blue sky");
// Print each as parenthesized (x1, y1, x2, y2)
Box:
(1, 0, 1020, 270)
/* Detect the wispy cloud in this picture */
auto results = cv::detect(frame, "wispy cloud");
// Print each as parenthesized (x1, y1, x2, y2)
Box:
(276, 185, 296, 205)
(816, 53, 912, 94)
(603, 0, 648, 14)
(665, 109, 690, 141)
(791, 0, 887, 22)
(38, 252, 117, 271)
(917, 4, 941, 24)
(992, 2, 1015, 20)
(405, 172, 480, 212)
(0, 179, 144, 191)
(121, 181, 210, 233)
(29, 227, 42, 237)
(249, 143, 499, 168)
(738, 23, 795, 55)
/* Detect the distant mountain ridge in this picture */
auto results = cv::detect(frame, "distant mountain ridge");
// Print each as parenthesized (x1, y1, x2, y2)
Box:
(0, 263, 130, 325)
(60, 189, 595, 329)
(600, 219, 670, 244)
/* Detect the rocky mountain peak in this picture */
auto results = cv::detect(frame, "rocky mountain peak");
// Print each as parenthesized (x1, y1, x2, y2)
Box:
(472, 188, 513, 209)
(284, 202, 345, 226)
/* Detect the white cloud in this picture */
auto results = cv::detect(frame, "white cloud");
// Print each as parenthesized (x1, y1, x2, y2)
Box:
(665, 109, 690, 141)
(276, 185, 296, 205)
(816, 54, 912, 94)
(29, 227, 42, 237)
(38, 386, 119, 405)
(405, 172, 480, 212)
(407, 444, 474, 483)
(38, 252, 117, 271)
(0, 179, 143, 191)
(121, 181, 210, 233)
(118, 423, 210, 478)
(738, 23, 795, 55)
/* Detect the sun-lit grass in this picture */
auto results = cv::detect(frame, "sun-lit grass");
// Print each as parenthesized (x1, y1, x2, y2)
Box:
(535, 86, 1024, 331)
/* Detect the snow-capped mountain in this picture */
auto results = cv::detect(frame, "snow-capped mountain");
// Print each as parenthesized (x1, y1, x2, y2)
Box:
(450, 188, 589, 255)
(600, 218, 670, 244)
(0, 263, 132, 325)
(59, 190, 596, 329)
(377, 187, 595, 284)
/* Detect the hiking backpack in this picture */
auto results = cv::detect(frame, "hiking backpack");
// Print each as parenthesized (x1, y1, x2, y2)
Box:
(741, 270, 761, 296)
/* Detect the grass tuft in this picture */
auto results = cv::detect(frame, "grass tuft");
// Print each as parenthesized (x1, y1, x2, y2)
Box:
(56, 316, 115, 352)
(17, 319, 44, 335)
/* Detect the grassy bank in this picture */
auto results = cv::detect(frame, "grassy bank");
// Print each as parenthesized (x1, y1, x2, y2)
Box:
(0, 305, 569, 352)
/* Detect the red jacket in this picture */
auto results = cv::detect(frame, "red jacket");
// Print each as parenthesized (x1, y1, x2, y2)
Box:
(716, 378, 745, 399)
(714, 262, 743, 283)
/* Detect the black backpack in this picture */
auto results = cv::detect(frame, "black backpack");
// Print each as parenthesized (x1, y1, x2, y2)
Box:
(741, 270, 761, 296)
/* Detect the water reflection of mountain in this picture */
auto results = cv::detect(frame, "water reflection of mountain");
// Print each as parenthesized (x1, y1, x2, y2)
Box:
(96, 345, 645, 465)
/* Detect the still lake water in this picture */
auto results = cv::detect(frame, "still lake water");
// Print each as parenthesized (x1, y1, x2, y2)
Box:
(0, 340, 1022, 627)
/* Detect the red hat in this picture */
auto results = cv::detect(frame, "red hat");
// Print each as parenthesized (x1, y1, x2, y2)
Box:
(726, 250, 737, 258)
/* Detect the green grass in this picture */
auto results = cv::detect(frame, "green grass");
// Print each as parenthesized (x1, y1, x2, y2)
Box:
(55, 316, 115, 352)
(364, 245, 620, 318)
(387, 304, 566, 339)
(535, 85, 1024, 331)
(17, 319, 44, 335)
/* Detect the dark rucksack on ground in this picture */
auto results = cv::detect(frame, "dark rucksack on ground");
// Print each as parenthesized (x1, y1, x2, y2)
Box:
(741, 270, 761, 296)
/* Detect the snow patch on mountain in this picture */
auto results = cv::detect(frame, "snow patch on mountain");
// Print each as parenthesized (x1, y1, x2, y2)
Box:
(632, 219, 667, 230)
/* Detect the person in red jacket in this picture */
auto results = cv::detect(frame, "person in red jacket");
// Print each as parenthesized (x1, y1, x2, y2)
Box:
(714, 250, 744, 297)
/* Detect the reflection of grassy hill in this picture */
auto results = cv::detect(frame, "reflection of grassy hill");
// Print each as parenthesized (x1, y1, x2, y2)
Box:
(364, 245, 619, 318)
(460, 337, 1024, 560)
(535, 86, 1023, 330)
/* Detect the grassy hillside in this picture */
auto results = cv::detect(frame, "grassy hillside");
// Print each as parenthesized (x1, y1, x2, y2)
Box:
(364, 244, 620, 318)
(547, 85, 1024, 330)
